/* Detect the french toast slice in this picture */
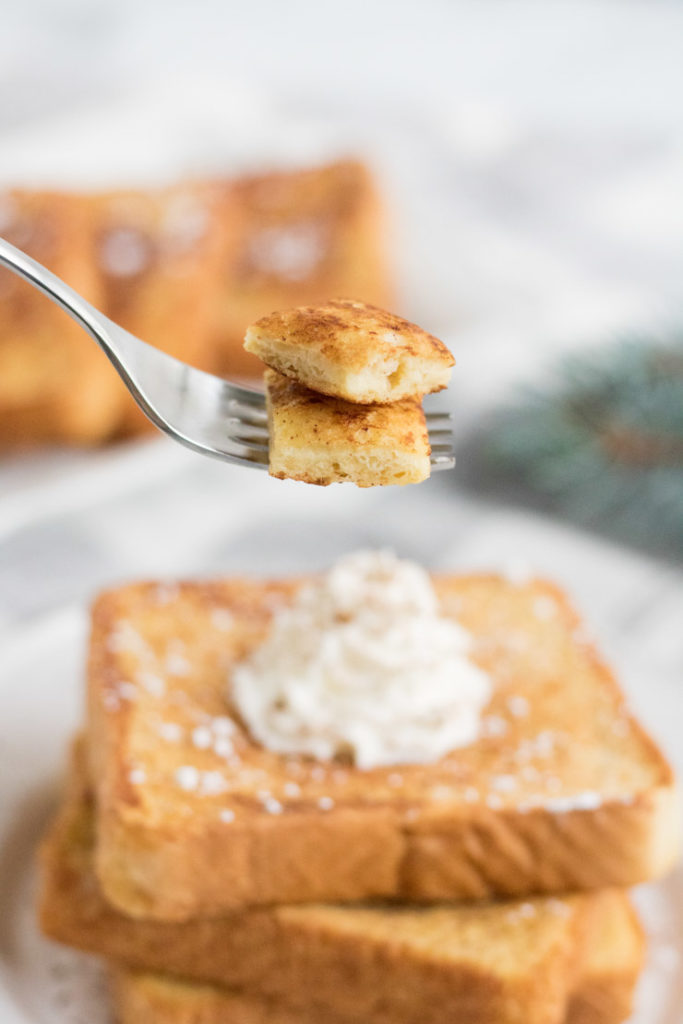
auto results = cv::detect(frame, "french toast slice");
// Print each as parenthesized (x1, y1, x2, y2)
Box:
(244, 299, 453, 403)
(87, 184, 230, 436)
(0, 189, 125, 446)
(107, 892, 643, 1024)
(265, 368, 431, 485)
(85, 573, 678, 921)
(212, 161, 392, 380)
(40, 747, 641, 1024)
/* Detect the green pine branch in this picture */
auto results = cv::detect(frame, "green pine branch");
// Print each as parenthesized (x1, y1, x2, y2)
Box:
(486, 334, 683, 558)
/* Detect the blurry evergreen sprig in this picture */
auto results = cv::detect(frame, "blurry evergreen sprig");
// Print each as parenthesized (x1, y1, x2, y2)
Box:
(487, 335, 683, 558)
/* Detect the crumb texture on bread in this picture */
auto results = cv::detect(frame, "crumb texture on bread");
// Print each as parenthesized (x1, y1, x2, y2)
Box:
(245, 298, 453, 403)
(265, 369, 431, 486)
(83, 573, 678, 920)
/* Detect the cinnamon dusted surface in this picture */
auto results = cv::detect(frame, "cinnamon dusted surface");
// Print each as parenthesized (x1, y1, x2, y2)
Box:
(246, 299, 453, 403)
(265, 369, 430, 486)
(85, 572, 677, 918)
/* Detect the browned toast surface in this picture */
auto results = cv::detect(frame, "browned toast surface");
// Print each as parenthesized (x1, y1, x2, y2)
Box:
(245, 299, 453, 403)
(85, 572, 677, 920)
(265, 368, 431, 485)
(40, 749, 640, 1024)
(108, 888, 642, 1024)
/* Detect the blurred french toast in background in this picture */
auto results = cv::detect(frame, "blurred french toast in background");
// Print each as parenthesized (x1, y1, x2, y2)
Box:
(0, 160, 391, 449)
(0, 190, 124, 446)
(214, 161, 390, 379)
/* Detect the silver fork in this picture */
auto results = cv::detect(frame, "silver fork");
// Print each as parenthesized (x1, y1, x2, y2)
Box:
(0, 237, 455, 471)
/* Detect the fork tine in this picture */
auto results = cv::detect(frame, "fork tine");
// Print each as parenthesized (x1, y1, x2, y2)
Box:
(227, 430, 270, 450)
(227, 432, 269, 451)
(238, 450, 269, 466)
(223, 384, 266, 407)
(430, 452, 456, 470)
(247, 452, 269, 465)
(236, 442, 270, 454)
(427, 406, 455, 471)
(226, 400, 268, 426)
(225, 417, 269, 439)
(220, 439, 269, 465)
(425, 411, 452, 427)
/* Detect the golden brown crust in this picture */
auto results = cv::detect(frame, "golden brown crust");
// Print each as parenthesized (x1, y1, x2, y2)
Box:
(245, 299, 453, 403)
(107, 891, 642, 1024)
(265, 369, 430, 486)
(84, 573, 678, 920)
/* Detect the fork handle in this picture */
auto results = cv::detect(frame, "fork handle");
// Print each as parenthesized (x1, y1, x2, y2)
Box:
(0, 235, 129, 377)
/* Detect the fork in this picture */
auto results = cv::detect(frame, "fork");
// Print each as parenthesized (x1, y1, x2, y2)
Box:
(0, 237, 455, 471)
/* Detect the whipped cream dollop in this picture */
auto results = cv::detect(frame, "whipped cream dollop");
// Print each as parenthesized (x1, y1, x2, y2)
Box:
(231, 551, 491, 770)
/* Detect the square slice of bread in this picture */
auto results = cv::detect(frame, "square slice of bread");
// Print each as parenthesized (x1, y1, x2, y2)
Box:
(265, 368, 430, 485)
(245, 299, 453, 403)
(107, 892, 642, 1024)
(85, 573, 678, 920)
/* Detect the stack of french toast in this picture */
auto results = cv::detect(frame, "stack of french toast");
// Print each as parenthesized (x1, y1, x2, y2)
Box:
(38, 565, 679, 1023)
(248, 298, 455, 486)
(0, 160, 390, 448)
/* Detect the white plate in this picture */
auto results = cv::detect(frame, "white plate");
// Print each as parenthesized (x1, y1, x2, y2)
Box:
(0, 606, 681, 1023)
